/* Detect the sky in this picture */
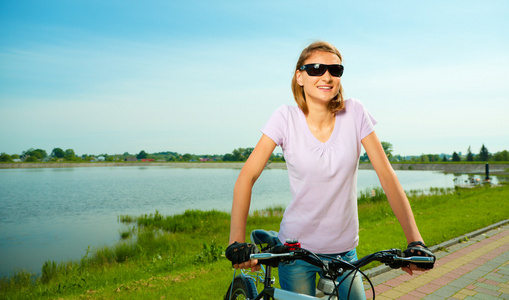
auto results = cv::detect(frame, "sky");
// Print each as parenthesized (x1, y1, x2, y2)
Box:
(1, 1, 508, 157)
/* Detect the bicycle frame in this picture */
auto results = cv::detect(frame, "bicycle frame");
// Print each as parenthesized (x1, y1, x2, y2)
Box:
(237, 259, 349, 300)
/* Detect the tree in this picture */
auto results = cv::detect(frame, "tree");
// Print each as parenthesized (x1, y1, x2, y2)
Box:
(452, 151, 461, 162)
(23, 148, 47, 159)
(222, 153, 234, 161)
(428, 154, 440, 162)
(393, 154, 404, 162)
(51, 148, 65, 158)
(479, 144, 490, 161)
(65, 149, 76, 161)
(25, 156, 39, 162)
(81, 155, 94, 162)
(381, 141, 393, 159)
(223, 148, 255, 162)
(137, 150, 148, 160)
(493, 150, 509, 161)
(0, 153, 13, 162)
(105, 155, 116, 162)
(232, 148, 243, 161)
(269, 153, 285, 162)
(180, 153, 193, 161)
(243, 148, 254, 159)
(466, 146, 474, 162)
(360, 152, 370, 162)
(442, 155, 447, 162)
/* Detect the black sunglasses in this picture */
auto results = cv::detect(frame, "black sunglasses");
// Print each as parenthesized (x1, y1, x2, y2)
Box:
(299, 64, 344, 77)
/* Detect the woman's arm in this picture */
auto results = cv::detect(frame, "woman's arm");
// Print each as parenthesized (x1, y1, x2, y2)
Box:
(229, 134, 277, 243)
(229, 134, 276, 270)
(362, 131, 426, 274)
(361, 131, 423, 243)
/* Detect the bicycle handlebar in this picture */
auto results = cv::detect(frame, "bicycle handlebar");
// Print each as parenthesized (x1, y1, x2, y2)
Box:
(251, 248, 434, 270)
(397, 256, 434, 262)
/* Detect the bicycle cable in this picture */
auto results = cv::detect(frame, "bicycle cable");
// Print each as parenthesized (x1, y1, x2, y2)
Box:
(320, 254, 375, 300)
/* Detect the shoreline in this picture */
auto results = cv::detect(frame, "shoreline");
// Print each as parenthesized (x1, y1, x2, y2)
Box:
(1, 162, 508, 173)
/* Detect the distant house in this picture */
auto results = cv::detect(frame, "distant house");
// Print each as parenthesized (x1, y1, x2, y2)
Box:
(141, 159, 154, 162)
(96, 156, 105, 161)
(125, 157, 137, 162)
(200, 158, 213, 162)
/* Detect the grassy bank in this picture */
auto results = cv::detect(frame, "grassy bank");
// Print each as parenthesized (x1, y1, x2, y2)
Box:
(1, 185, 508, 299)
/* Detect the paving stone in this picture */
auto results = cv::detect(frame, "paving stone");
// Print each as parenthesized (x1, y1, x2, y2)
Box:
(463, 270, 490, 280)
(431, 285, 461, 298)
(393, 283, 416, 294)
(379, 288, 405, 299)
(482, 278, 502, 286)
(458, 289, 477, 296)
(475, 282, 502, 291)
(484, 275, 504, 282)
(451, 292, 467, 299)
(473, 286, 502, 297)
(498, 268, 509, 275)
(448, 278, 476, 289)
(470, 292, 502, 299)
(397, 294, 421, 300)
(475, 263, 498, 273)
(416, 283, 442, 294)
(407, 290, 428, 298)
(423, 294, 446, 300)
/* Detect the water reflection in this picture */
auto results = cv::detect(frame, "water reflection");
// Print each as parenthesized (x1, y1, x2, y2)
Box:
(453, 173, 504, 187)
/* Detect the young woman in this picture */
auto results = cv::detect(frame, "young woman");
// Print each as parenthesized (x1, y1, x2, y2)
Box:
(225, 41, 434, 299)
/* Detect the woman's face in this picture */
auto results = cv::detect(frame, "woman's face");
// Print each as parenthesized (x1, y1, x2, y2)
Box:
(296, 51, 341, 105)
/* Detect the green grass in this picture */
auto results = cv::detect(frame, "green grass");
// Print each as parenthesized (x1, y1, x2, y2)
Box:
(1, 185, 508, 299)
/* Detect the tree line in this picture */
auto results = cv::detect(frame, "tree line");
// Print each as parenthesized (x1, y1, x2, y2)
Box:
(0, 147, 284, 163)
(1, 143, 508, 163)
(359, 143, 508, 163)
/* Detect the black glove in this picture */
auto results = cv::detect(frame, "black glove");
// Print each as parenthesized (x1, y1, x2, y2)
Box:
(225, 242, 259, 265)
(403, 241, 436, 270)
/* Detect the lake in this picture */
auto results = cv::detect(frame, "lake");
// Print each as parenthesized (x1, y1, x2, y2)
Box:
(0, 166, 497, 277)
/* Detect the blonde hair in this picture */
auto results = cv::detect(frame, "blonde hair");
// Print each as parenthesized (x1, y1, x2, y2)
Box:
(291, 41, 345, 115)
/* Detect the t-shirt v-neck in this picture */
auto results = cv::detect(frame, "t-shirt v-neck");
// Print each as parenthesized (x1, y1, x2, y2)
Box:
(299, 110, 340, 148)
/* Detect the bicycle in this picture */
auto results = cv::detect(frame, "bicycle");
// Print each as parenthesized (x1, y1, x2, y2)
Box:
(225, 229, 435, 300)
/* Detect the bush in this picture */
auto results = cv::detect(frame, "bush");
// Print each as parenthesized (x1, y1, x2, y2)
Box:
(358, 187, 387, 204)
(0, 153, 13, 162)
(25, 156, 39, 162)
(194, 241, 224, 264)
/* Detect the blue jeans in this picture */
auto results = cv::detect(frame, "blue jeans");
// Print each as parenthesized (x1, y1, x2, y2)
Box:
(278, 249, 366, 300)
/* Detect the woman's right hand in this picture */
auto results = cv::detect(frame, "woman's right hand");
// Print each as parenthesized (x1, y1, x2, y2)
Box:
(225, 242, 261, 272)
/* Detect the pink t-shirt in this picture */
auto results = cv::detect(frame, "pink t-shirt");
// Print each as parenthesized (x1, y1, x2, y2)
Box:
(261, 98, 377, 253)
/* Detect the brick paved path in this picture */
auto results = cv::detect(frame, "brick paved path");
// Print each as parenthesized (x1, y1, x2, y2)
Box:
(364, 224, 509, 299)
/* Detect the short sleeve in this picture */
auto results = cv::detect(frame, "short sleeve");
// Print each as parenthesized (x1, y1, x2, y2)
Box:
(352, 98, 377, 140)
(260, 105, 289, 146)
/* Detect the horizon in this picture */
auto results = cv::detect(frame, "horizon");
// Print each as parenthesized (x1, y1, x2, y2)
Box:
(1, 1, 508, 157)
(5, 145, 503, 159)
